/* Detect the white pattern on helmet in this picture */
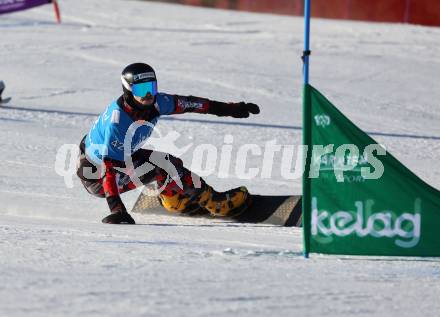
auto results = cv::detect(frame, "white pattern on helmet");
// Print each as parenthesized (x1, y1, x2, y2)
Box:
(133, 72, 155, 81)
(121, 76, 132, 91)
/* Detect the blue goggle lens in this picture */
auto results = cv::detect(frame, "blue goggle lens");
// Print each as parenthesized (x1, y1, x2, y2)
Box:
(131, 81, 158, 97)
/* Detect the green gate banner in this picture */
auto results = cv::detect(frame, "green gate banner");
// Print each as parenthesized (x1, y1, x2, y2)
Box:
(302, 84, 440, 256)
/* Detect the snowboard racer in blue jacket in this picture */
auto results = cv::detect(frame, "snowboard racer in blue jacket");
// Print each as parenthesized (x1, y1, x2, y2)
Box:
(77, 63, 260, 224)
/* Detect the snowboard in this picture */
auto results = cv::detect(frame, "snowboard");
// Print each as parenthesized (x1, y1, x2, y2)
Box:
(131, 186, 302, 227)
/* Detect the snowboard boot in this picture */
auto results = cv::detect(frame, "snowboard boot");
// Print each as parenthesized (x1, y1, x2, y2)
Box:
(158, 183, 250, 217)
(198, 185, 250, 217)
(156, 165, 250, 217)
(158, 189, 207, 215)
(157, 175, 209, 216)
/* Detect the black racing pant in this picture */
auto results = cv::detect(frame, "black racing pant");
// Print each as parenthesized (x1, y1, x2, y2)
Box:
(76, 136, 202, 199)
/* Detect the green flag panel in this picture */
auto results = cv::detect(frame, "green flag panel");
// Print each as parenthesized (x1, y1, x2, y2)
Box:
(303, 85, 440, 256)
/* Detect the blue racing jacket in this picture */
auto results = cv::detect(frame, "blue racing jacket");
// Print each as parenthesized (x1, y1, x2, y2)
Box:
(85, 93, 210, 165)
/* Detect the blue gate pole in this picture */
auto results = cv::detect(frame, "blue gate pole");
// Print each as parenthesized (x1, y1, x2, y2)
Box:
(303, 0, 311, 85)
(302, 0, 312, 258)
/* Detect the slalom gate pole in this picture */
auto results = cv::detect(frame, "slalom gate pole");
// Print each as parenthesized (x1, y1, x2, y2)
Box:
(303, 0, 311, 85)
(301, 0, 312, 258)
(53, 0, 61, 23)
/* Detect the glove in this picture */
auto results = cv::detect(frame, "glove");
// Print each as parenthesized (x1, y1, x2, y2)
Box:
(102, 210, 136, 224)
(102, 195, 136, 224)
(209, 101, 260, 118)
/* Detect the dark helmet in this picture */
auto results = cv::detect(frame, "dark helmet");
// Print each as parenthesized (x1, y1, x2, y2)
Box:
(121, 63, 158, 110)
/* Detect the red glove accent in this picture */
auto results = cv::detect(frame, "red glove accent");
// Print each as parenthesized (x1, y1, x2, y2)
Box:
(102, 159, 128, 213)
(102, 159, 119, 197)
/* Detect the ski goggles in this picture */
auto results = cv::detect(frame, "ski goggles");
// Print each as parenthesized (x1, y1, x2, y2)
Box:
(131, 81, 158, 97)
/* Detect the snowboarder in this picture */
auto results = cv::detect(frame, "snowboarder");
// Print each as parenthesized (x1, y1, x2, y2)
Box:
(77, 63, 260, 224)
(0, 80, 5, 103)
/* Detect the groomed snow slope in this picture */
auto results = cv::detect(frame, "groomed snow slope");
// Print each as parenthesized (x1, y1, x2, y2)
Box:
(1, 0, 440, 316)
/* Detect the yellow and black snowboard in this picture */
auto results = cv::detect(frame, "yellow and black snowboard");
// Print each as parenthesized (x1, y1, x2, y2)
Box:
(131, 187, 302, 227)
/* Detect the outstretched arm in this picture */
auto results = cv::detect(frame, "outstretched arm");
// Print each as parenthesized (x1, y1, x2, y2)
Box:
(172, 95, 260, 118)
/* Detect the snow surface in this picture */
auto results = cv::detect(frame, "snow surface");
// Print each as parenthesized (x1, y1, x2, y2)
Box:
(1, 0, 440, 316)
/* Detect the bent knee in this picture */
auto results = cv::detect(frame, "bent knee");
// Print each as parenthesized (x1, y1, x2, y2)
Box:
(82, 180, 105, 198)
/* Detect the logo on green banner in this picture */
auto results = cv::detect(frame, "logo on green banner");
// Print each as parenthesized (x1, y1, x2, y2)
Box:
(311, 197, 421, 248)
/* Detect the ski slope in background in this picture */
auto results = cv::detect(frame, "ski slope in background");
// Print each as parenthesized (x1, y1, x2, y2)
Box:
(1, 0, 440, 316)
